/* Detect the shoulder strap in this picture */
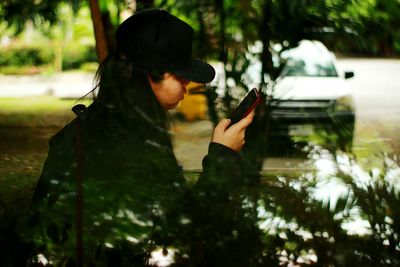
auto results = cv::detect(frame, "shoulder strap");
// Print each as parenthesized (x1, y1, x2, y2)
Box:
(72, 104, 88, 120)
(72, 104, 87, 266)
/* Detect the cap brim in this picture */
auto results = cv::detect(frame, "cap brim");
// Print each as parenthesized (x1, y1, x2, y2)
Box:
(172, 59, 215, 83)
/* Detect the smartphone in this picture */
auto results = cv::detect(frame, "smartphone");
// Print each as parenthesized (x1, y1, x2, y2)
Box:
(229, 88, 261, 125)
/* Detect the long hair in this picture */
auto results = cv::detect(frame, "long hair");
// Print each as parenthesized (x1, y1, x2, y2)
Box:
(92, 54, 168, 130)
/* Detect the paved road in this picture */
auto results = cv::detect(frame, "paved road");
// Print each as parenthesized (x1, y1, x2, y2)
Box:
(0, 71, 95, 98)
(336, 58, 400, 122)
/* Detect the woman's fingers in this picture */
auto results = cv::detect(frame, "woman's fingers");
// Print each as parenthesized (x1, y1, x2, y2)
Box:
(215, 118, 232, 133)
(211, 112, 255, 152)
(229, 111, 254, 132)
(212, 119, 232, 147)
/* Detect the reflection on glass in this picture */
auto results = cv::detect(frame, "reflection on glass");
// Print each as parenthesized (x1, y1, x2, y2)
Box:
(280, 41, 338, 77)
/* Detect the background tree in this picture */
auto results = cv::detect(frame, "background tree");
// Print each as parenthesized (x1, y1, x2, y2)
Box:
(88, 0, 108, 62)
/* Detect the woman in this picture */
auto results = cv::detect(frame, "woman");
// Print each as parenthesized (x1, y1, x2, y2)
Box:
(29, 9, 258, 266)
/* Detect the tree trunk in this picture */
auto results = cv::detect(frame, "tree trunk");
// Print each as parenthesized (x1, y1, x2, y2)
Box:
(241, 0, 274, 174)
(88, 0, 109, 62)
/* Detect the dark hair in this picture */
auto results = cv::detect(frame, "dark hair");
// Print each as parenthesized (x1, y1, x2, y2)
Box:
(92, 54, 168, 129)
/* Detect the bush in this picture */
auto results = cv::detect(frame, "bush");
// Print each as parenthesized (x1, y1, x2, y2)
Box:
(0, 45, 54, 67)
(0, 44, 97, 73)
(62, 45, 97, 70)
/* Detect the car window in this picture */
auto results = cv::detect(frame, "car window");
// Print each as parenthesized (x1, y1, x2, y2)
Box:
(280, 42, 339, 77)
(281, 57, 338, 77)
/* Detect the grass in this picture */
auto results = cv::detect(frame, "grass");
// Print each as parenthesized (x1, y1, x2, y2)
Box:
(352, 120, 400, 169)
(0, 96, 92, 127)
(0, 96, 92, 215)
(0, 65, 51, 75)
(0, 154, 46, 215)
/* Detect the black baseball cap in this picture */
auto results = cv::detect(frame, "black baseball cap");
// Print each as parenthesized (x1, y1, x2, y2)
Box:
(115, 9, 215, 83)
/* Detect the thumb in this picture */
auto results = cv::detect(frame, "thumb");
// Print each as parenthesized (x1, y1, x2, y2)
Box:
(215, 118, 231, 132)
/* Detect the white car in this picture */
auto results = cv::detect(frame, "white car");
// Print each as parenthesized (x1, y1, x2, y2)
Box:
(268, 40, 355, 150)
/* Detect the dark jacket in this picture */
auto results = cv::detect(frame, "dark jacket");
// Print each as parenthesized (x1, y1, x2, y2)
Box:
(28, 102, 259, 266)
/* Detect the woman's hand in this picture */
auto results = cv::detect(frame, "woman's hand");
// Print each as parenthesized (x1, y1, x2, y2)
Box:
(211, 112, 255, 152)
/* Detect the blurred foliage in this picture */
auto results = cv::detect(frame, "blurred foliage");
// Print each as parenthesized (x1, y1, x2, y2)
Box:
(331, 0, 400, 56)
(1, 0, 398, 73)
(257, 150, 400, 266)
(62, 44, 97, 70)
(0, 43, 97, 73)
(0, 45, 53, 67)
(0, 0, 82, 34)
(0, 4, 96, 73)
(1, 147, 399, 266)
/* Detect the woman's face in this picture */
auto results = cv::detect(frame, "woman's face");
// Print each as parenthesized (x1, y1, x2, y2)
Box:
(149, 72, 190, 109)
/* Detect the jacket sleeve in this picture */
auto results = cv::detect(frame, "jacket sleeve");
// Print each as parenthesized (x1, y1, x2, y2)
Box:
(182, 142, 261, 266)
(190, 141, 253, 219)
(195, 142, 250, 191)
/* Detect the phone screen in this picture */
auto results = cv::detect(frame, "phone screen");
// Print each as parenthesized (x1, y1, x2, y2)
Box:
(229, 88, 261, 125)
